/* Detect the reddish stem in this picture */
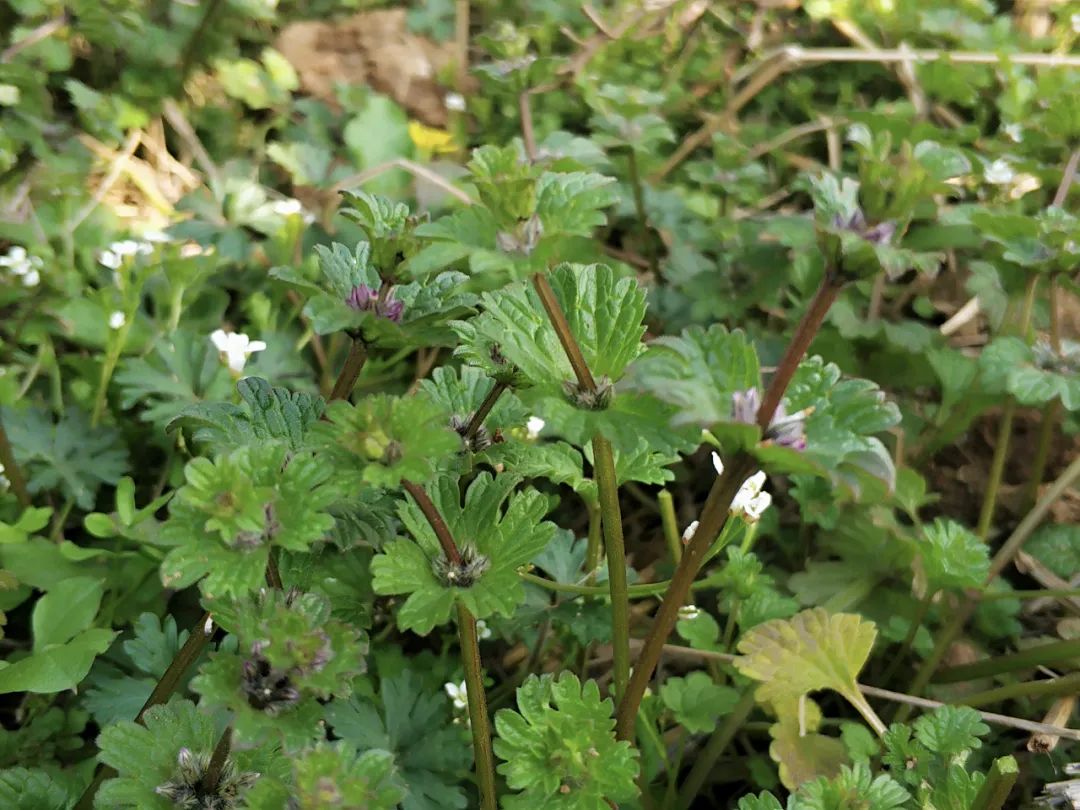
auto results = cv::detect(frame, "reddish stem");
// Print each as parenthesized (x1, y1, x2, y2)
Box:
(402, 478, 462, 565)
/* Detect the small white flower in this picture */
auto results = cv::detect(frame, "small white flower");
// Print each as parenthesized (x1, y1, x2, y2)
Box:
(730, 471, 768, 517)
(108, 311, 126, 330)
(526, 416, 545, 439)
(0, 246, 27, 267)
(741, 489, 772, 523)
(984, 159, 1015, 185)
(203, 616, 215, 636)
(678, 604, 701, 621)
(711, 451, 724, 476)
(21, 269, 40, 287)
(98, 250, 122, 269)
(444, 680, 468, 711)
(681, 520, 699, 543)
(476, 619, 492, 640)
(445, 92, 467, 112)
(210, 329, 267, 374)
(271, 198, 303, 216)
(1003, 123, 1023, 143)
(142, 229, 172, 243)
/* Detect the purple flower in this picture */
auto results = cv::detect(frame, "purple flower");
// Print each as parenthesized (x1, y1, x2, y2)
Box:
(346, 283, 404, 323)
(731, 387, 810, 451)
(831, 208, 895, 246)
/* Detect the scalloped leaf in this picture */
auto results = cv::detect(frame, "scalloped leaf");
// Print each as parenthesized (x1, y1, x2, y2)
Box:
(734, 608, 877, 706)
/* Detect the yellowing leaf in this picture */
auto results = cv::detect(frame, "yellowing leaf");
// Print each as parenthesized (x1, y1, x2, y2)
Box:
(734, 608, 876, 708)
(768, 697, 848, 789)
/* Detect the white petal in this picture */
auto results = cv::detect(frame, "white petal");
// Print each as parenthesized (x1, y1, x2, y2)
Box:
(681, 520, 699, 542)
(711, 451, 724, 476)
(445, 92, 467, 111)
(108, 311, 126, 330)
(210, 329, 230, 352)
(22, 269, 39, 287)
(526, 415, 545, 439)
(98, 251, 122, 269)
(247, 340, 267, 353)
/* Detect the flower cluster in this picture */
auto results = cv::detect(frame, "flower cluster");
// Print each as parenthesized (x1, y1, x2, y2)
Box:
(98, 239, 154, 269)
(345, 283, 405, 323)
(830, 207, 895, 247)
(0, 246, 42, 287)
(211, 329, 267, 375)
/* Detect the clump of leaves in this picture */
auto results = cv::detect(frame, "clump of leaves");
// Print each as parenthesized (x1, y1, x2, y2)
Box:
(494, 672, 638, 808)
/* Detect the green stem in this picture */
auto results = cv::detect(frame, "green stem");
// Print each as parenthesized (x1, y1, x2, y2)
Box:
(90, 318, 134, 427)
(457, 603, 498, 810)
(328, 337, 368, 402)
(617, 274, 844, 741)
(592, 435, 631, 703)
(584, 497, 603, 581)
(676, 689, 756, 809)
(1025, 398, 1061, 508)
(0, 415, 31, 507)
(625, 148, 658, 277)
(975, 399, 1015, 540)
(520, 571, 720, 598)
(167, 284, 187, 333)
(981, 587, 1080, 600)
(955, 672, 1080, 708)
(897, 452, 1080, 721)
(969, 756, 1018, 810)
(934, 638, 1080, 683)
(658, 490, 682, 565)
(845, 689, 887, 737)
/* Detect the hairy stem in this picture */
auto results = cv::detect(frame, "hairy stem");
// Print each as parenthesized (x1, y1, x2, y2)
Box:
(897, 452, 1080, 719)
(401, 479, 462, 565)
(592, 435, 631, 702)
(616, 273, 843, 740)
(584, 497, 603, 580)
(90, 317, 134, 427)
(328, 337, 368, 402)
(676, 689, 756, 809)
(464, 381, 507, 443)
(520, 571, 720, 599)
(457, 603, 498, 810)
(518, 91, 537, 161)
(0, 415, 31, 507)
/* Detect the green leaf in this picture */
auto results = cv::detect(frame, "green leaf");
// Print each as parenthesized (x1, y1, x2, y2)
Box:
(0, 768, 71, 809)
(123, 612, 189, 678)
(918, 519, 989, 592)
(737, 792, 784, 810)
(97, 700, 280, 808)
(791, 763, 909, 810)
(3, 405, 128, 510)
(1026, 524, 1080, 578)
(31, 576, 103, 650)
(494, 672, 638, 808)
(168, 376, 325, 453)
(659, 671, 739, 733)
(454, 263, 646, 387)
(115, 329, 234, 430)
(160, 443, 341, 599)
(325, 669, 469, 810)
(627, 324, 761, 427)
(244, 744, 404, 810)
(310, 393, 460, 489)
(0, 628, 116, 694)
(535, 171, 619, 236)
(735, 608, 877, 707)
(372, 473, 557, 634)
(912, 706, 988, 758)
